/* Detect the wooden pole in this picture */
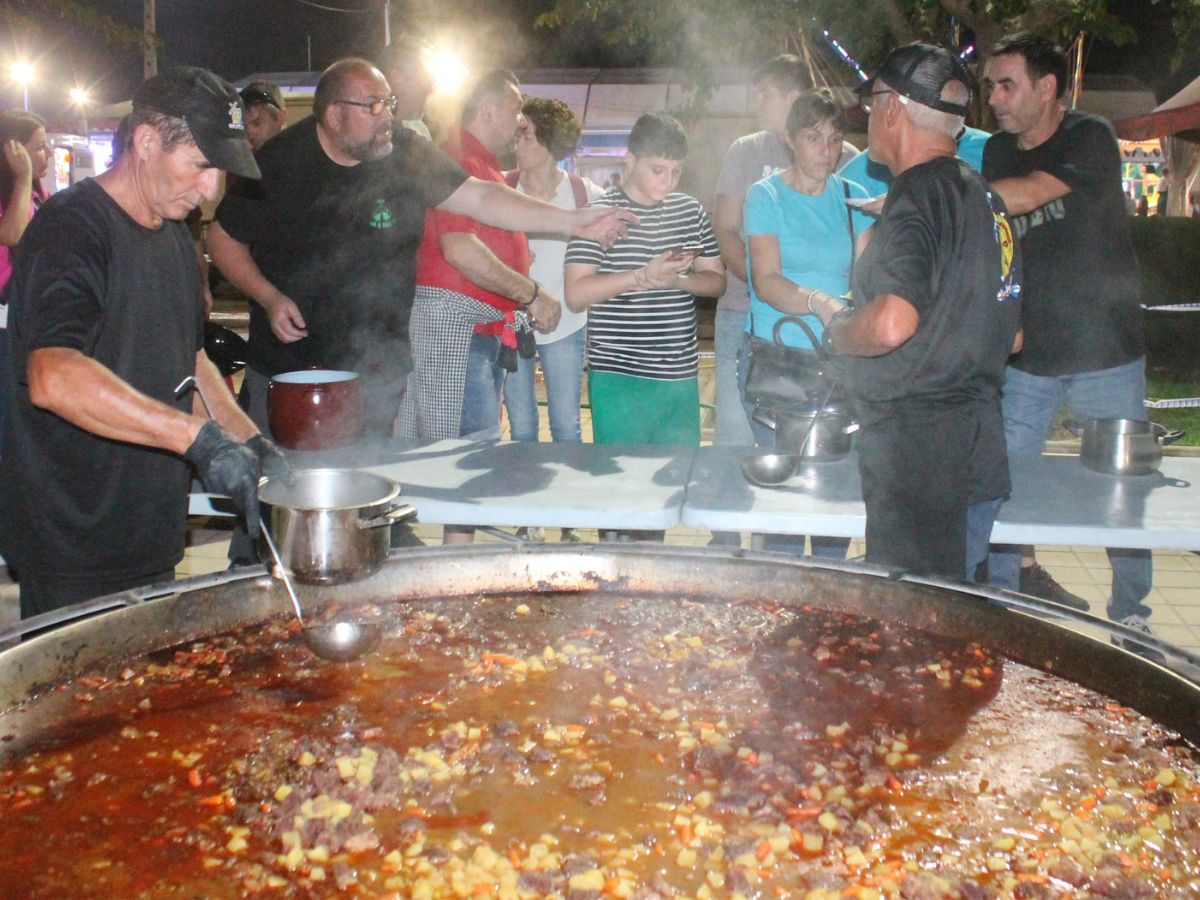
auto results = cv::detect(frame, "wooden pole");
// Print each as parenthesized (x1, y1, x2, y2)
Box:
(143, 0, 157, 78)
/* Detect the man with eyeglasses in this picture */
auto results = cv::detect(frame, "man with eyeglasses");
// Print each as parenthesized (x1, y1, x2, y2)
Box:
(209, 58, 631, 562)
(809, 43, 1023, 580)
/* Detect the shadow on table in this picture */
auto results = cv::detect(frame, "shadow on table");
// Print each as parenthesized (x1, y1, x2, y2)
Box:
(687, 446, 862, 513)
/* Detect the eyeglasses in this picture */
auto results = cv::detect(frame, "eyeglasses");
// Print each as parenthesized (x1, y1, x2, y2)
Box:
(332, 95, 398, 117)
(861, 90, 908, 114)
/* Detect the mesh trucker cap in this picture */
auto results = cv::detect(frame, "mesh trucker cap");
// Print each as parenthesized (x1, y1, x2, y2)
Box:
(133, 67, 261, 179)
(855, 42, 972, 117)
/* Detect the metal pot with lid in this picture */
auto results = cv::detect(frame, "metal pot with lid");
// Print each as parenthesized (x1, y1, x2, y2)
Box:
(753, 400, 859, 462)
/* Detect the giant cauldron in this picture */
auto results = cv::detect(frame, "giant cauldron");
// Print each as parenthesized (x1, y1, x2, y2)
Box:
(1, 546, 1198, 895)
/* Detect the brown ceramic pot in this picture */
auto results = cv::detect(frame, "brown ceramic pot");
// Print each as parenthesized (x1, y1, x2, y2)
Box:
(268, 369, 364, 450)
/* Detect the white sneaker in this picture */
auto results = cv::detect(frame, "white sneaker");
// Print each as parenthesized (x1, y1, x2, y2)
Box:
(1110, 613, 1163, 659)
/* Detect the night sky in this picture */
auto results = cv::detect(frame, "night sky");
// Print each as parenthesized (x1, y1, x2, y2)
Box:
(5, 0, 1192, 119)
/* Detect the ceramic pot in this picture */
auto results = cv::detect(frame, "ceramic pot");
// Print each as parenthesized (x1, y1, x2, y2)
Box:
(268, 369, 364, 450)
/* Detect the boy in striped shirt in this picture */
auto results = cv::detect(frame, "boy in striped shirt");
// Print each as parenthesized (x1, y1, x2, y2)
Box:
(565, 113, 726, 449)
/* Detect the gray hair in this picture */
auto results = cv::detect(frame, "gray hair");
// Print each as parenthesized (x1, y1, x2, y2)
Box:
(128, 109, 195, 152)
(902, 81, 968, 137)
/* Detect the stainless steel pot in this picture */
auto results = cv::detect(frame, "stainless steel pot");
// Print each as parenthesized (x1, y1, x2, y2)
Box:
(1077, 418, 1185, 476)
(257, 468, 416, 585)
(754, 401, 859, 462)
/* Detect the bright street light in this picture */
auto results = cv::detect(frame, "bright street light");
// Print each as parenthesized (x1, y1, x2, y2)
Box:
(427, 49, 468, 95)
(70, 87, 91, 137)
(10, 61, 33, 111)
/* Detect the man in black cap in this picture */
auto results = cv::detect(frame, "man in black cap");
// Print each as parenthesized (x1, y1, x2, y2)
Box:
(809, 43, 1023, 579)
(0, 66, 285, 620)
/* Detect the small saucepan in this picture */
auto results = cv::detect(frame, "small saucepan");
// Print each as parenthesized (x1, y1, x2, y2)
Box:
(1072, 418, 1186, 476)
(258, 469, 416, 585)
(268, 370, 364, 451)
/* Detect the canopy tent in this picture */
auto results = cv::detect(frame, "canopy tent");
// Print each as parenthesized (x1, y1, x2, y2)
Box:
(1113, 72, 1200, 142)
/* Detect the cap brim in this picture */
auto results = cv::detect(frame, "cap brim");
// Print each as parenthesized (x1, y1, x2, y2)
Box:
(202, 136, 261, 180)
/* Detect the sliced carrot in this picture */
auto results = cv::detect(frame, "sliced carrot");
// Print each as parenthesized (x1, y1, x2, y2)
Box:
(508, 848, 522, 868)
(785, 805, 824, 822)
(198, 794, 226, 807)
(481, 652, 522, 667)
(187, 768, 202, 788)
(755, 840, 771, 862)
(1017, 874, 1048, 884)
(603, 876, 621, 893)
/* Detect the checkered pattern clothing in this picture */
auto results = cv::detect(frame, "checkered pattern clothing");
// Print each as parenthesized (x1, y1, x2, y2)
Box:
(397, 286, 504, 440)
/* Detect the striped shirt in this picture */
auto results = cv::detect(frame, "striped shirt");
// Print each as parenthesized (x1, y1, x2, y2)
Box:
(565, 190, 718, 380)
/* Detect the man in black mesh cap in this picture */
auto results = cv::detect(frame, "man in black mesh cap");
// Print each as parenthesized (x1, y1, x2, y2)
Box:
(0, 67, 287, 621)
(809, 43, 1023, 579)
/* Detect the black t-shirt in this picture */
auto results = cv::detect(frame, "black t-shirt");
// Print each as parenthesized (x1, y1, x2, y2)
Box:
(0, 179, 202, 577)
(848, 157, 1022, 407)
(216, 120, 468, 377)
(846, 157, 1022, 502)
(982, 111, 1142, 376)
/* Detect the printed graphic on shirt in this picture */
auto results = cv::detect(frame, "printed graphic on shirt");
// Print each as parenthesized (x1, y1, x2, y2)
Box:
(369, 199, 394, 229)
(988, 191, 1020, 304)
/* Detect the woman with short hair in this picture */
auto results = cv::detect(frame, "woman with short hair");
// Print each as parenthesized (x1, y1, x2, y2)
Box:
(743, 90, 872, 558)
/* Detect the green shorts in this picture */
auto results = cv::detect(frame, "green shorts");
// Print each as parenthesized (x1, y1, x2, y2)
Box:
(588, 371, 700, 447)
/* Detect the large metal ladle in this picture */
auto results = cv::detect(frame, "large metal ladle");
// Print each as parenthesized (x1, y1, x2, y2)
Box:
(175, 375, 381, 661)
(259, 525, 381, 662)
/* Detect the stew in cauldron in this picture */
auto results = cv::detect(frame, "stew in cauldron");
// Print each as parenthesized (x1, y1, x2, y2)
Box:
(1, 591, 1198, 897)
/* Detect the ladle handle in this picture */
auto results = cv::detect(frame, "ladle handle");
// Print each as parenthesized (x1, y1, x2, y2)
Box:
(260, 525, 306, 626)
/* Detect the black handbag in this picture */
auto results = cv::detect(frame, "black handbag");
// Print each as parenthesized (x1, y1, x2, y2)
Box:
(743, 180, 856, 411)
(744, 315, 831, 409)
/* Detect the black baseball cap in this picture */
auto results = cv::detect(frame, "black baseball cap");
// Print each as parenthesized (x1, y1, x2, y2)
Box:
(855, 42, 971, 117)
(133, 67, 261, 179)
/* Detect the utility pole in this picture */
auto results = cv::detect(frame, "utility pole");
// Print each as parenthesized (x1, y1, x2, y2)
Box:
(144, 0, 157, 78)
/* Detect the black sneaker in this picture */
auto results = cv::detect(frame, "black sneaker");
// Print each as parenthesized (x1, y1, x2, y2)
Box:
(1018, 564, 1090, 612)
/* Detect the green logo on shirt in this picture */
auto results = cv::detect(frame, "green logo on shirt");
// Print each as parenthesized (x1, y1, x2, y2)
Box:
(369, 199, 394, 229)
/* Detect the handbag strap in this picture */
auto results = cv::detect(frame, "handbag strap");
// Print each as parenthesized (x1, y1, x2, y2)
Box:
(843, 178, 856, 287)
(770, 315, 826, 360)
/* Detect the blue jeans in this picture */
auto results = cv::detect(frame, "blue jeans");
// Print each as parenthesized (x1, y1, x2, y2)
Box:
(713, 308, 754, 447)
(502, 326, 586, 444)
(988, 358, 1152, 619)
(966, 497, 1003, 583)
(461, 333, 505, 440)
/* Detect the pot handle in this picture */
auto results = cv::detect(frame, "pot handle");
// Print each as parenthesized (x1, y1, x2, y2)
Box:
(752, 409, 777, 430)
(357, 503, 417, 530)
(1150, 422, 1186, 446)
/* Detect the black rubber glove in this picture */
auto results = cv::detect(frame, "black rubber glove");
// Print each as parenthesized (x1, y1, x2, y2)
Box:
(185, 421, 263, 538)
(246, 434, 295, 485)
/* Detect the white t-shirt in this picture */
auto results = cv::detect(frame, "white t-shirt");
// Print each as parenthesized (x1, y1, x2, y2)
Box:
(516, 172, 604, 343)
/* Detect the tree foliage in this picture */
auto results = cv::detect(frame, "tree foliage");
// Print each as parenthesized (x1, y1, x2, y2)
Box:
(0, 0, 154, 53)
(536, 0, 1198, 89)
